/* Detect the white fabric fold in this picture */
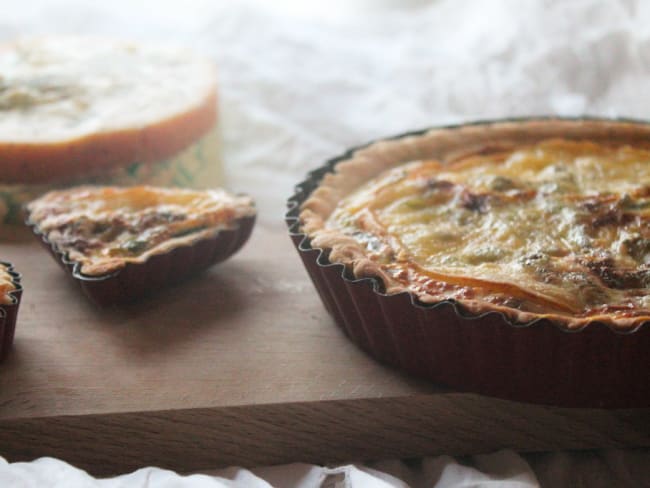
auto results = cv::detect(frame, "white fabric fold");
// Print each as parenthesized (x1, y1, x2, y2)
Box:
(4, 450, 649, 487)
(0, 452, 540, 488)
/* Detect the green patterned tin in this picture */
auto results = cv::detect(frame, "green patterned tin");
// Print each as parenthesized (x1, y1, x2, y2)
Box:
(0, 127, 224, 225)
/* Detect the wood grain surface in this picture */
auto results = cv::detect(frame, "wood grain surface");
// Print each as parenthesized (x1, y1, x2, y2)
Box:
(1, 222, 649, 476)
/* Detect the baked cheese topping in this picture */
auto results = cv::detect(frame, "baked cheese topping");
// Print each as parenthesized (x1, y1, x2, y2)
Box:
(0, 264, 16, 305)
(27, 186, 255, 276)
(321, 140, 650, 325)
(0, 36, 216, 142)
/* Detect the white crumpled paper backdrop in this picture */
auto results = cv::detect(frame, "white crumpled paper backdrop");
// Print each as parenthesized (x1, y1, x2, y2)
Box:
(3, 449, 650, 487)
(2, 0, 650, 486)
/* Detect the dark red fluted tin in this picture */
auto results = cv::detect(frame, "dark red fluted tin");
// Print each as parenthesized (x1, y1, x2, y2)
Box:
(286, 118, 650, 408)
(26, 214, 255, 307)
(0, 262, 23, 362)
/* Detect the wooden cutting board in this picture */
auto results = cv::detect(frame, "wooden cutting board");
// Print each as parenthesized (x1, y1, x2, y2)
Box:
(1, 219, 649, 476)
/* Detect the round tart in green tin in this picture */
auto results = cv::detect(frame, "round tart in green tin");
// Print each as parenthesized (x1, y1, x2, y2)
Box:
(0, 36, 224, 225)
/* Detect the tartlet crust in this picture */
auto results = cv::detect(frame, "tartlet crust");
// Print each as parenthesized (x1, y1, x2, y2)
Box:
(0, 262, 18, 306)
(0, 261, 22, 362)
(300, 119, 650, 331)
(26, 185, 256, 277)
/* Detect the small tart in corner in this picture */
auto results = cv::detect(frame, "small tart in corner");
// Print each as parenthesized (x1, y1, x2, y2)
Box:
(0, 261, 22, 362)
(301, 136, 650, 331)
(26, 186, 256, 277)
(0, 263, 17, 305)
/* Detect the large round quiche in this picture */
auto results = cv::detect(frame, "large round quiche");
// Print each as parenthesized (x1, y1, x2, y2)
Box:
(288, 118, 650, 407)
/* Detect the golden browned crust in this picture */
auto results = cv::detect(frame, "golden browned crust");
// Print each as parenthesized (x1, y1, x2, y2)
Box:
(0, 89, 217, 185)
(26, 185, 255, 276)
(0, 263, 17, 305)
(300, 119, 650, 331)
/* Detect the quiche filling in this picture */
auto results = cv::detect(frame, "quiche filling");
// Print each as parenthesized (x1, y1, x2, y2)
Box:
(0, 37, 216, 143)
(0, 264, 16, 305)
(312, 140, 650, 326)
(27, 186, 255, 276)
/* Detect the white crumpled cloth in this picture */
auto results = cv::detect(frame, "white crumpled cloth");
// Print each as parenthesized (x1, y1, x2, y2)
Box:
(3, 449, 650, 487)
(2, 0, 650, 486)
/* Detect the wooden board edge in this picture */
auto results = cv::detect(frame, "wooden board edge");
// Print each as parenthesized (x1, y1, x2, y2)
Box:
(0, 393, 648, 477)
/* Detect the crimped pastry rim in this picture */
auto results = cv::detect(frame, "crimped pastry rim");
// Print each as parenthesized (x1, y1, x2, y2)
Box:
(0, 261, 22, 306)
(289, 116, 650, 334)
(0, 261, 22, 361)
(25, 188, 256, 281)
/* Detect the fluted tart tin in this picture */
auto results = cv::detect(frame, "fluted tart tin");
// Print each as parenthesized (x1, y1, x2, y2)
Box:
(0, 262, 23, 362)
(286, 118, 650, 408)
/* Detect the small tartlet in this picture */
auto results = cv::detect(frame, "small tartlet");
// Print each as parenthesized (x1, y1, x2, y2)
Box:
(26, 186, 255, 305)
(287, 118, 650, 407)
(0, 262, 23, 362)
